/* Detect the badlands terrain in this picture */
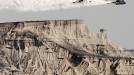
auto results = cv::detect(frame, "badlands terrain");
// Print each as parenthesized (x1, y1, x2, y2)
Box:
(0, 19, 134, 75)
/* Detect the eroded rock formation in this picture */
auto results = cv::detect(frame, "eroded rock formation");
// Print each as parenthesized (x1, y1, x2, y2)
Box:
(0, 19, 133, 75)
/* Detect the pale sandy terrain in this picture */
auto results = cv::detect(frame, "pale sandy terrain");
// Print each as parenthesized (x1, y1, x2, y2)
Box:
(0, 19, 133, 75)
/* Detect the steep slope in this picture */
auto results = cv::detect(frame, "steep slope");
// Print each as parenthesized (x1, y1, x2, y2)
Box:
(0, 19, 133, 75)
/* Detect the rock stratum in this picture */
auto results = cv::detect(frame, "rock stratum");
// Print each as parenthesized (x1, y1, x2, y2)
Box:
(0, 19, 134, 75)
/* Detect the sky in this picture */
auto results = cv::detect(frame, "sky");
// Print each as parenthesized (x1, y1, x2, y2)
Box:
(0, 0, 134, 49)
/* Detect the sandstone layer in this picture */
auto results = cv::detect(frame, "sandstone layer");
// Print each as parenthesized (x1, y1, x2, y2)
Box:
(0, 19, 134, 75)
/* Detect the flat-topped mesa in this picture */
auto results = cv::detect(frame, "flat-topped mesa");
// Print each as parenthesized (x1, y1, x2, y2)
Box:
(0, 20, 134, 75)
(0, 19, 90, 40)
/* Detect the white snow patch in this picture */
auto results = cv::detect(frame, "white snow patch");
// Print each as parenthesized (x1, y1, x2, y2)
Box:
(0, 0, 112, 11)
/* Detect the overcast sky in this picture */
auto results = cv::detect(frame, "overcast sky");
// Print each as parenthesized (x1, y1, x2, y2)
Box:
(0, 0, 134, 49)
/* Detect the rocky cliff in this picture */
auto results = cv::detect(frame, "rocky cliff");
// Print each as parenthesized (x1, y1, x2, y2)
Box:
(0, 19, 133, 75)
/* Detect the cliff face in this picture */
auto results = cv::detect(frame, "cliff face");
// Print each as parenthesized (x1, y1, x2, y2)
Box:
(0, 19, 133, 75)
